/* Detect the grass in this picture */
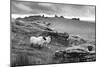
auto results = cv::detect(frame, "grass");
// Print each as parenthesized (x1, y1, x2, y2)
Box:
(11, 18, 96, 67)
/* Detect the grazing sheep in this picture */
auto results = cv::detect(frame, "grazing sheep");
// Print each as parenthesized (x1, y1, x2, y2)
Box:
(30, 36, 44, 47)
(44, 36, 51, 48)
(30, 36, 51, 48)
(45, 36, 51, 44)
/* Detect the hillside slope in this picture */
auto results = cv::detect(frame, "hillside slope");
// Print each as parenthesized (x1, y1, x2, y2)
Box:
(29, 17, 95, 41)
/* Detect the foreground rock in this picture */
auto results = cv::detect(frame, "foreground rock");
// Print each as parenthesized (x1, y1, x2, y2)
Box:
(53, 44, 96, 63)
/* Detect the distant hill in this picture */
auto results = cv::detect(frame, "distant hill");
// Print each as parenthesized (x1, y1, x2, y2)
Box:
(42, 18, 95, 41)
(14, 16, 95, 41)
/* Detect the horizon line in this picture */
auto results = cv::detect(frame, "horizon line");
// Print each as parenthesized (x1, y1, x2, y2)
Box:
(11, 14, 95, 22)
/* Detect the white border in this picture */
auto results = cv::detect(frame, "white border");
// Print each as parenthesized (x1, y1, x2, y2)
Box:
(0, 0, 99, 67)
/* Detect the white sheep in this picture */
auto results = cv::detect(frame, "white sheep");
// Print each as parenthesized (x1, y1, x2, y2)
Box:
(30, 36, 51, 48)
(43, 36, 51, 48)
(45, 36, 51, 44)
(30, 36, 44, 46)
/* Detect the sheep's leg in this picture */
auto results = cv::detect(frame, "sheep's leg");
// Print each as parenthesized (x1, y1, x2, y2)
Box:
(30, 43, 33, 47)
(30, 43, 37, 48)
(30, 43, 39, 48)
(37, 44, 42, 49)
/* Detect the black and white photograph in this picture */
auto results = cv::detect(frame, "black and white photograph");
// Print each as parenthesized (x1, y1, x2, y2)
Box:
(11, 0, 96, 67)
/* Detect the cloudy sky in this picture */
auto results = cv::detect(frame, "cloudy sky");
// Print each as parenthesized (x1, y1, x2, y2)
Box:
(11, 0, 95, 21)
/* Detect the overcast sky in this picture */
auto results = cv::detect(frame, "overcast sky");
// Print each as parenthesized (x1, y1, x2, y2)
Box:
(11, 0, 95, 21)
